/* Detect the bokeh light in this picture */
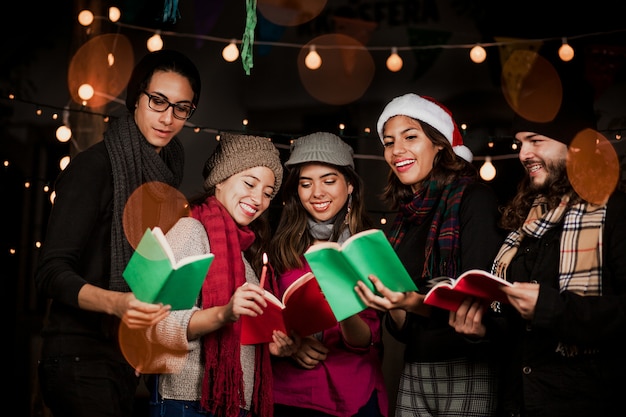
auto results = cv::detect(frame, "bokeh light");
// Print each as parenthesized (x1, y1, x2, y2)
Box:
(122, 182, 190, 251)
(118, 322, 188, 374)
(298, 34, 375, 105)
(501, 50, 562, 123)
(567, 129, 619, 205)
(68, 34, 134, 108)
(258, 0, 327, 26)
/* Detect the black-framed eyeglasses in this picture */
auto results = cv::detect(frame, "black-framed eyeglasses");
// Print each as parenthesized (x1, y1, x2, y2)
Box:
(142, 91, 196, 120)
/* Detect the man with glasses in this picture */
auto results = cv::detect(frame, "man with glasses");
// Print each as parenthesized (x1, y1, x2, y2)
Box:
(142, 90, 196, 120)
(35, 49, 202, 417)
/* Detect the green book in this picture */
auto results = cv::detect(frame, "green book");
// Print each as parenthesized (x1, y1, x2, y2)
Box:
(123, 227, 214, 310)
(303, 228, 417, 321)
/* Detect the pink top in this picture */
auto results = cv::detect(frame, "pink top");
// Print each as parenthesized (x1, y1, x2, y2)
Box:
(271, 262, 389, 417)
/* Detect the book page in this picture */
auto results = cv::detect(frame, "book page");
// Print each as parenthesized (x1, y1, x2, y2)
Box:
(424, 269, 512, 311)
(151, 227, 176, 266)
(452, 269, 512, 303)
(281, 272, 315, 304)
(151, 226, 214, 269)
(263, 290, 284, 309)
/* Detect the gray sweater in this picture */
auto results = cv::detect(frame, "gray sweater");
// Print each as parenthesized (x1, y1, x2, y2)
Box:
(146, 217, 256, 409)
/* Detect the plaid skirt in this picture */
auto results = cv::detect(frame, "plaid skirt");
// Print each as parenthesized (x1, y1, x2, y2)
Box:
(395, 357, 498, 417)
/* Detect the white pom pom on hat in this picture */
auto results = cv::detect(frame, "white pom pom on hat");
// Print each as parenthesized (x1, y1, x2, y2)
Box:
(376, 93, 473, 162)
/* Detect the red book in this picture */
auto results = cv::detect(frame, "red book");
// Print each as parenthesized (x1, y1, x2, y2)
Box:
(240, 272, 337, 345)
(423, 269, 513, 311)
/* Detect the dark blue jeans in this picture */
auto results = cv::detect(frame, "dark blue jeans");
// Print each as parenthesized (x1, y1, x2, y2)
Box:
(149, 398, 210, 417)
(148, 382, 251, 417)
(38, 355, 139, 417)
(149, 399, 251, 417)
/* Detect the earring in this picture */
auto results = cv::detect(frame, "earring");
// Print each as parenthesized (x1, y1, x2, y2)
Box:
(344, 193, 352, 225)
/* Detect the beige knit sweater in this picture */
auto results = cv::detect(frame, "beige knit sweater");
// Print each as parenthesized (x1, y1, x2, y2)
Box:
(144, 217, 257, 408)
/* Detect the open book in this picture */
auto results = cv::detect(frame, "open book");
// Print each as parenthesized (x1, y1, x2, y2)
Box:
(240, 272, 337, 345)
(122, 227, 214, 310)
(423, 269, 513, 311)
(303, 229, 417, 321)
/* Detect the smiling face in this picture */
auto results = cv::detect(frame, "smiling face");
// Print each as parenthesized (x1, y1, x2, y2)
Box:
(297, 163, 354, 223)
(134, 70, 195, 152)
(382, 115, 443, 192)
(516, 131, 568, 189)
(215, 166, 276, 226)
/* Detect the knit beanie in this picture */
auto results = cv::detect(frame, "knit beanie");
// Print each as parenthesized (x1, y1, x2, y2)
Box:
(511, 86, 597, 146)
(202, 133, 283, 198)
(125, 49, 202, 113)
(376, 93, 473, 162)
(285, 132, 355, 169)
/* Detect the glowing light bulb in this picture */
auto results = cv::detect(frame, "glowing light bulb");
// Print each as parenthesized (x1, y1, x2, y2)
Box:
(479, 157, 496, 181)
(558, 38, 574, 62)
(305, 45, 322, 70)
(222, 40, 239, 62)
(109, 7, 121, 22)
(386, 47, 403, 72)
(147, 33, 163, 52)
(78, 10, 94, 26)
(470, 45, 487, 63)
(107, 53, 115, 67)
(78, 84, 94, 101)
(59, 155, 71, 171)
(56, 126, 72, 143)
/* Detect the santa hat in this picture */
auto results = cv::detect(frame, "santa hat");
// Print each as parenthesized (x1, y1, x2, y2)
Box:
(376, 93, 473, 162)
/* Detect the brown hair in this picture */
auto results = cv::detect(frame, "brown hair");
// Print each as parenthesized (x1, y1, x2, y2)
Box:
(381, 120, 477, 209)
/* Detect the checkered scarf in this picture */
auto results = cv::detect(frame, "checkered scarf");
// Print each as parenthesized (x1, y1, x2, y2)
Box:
(492, 194, 605, 295)
(389, 176, 473, 279)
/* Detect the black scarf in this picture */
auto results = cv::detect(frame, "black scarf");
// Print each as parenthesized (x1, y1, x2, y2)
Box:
(105, 112, 184, 291)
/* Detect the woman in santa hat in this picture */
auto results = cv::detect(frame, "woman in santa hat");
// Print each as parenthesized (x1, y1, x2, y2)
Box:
(355, 93, 504, 416)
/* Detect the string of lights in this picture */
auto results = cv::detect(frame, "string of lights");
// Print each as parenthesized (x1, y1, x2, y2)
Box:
(81, 7, 626, 71)
(4, 6, 625, 222)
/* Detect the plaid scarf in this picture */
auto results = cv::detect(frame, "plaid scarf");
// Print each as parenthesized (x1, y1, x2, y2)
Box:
(492, 194, 604, 295)
(191, 196, 273, 417)
(389, 176, 473, 279)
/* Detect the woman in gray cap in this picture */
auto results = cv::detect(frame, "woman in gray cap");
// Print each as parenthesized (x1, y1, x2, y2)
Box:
(145, 133, 294, 417)
(268, 132, 388, 417)
(35, 49, 201, 417)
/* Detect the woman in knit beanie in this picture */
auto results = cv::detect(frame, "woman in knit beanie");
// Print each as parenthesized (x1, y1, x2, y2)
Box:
(147, 133, 294, 417)
(35, 49, 202, 417)
(268, 132, 388, 417)
(354, 93, 505, 416)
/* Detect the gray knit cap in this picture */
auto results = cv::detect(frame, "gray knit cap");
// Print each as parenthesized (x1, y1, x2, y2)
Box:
(203, 133, 283, 198)
(285, 132, 354, 169)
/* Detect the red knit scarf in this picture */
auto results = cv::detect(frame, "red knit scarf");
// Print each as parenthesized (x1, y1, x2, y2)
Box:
(191, 196, 272, 417)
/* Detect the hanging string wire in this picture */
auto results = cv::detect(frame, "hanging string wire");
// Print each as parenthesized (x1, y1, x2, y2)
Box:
(96, 14, 626, 54)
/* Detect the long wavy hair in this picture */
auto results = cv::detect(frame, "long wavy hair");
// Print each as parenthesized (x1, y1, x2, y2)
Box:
(381, 121, 477, 209)
(269, 163, 373, 275)
(499, 157, 580, 231)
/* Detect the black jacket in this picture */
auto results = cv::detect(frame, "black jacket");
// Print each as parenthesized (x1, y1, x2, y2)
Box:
(386, 182, 505, 362)
(497, 190, 626, 417)
(35, 141, 123, 360)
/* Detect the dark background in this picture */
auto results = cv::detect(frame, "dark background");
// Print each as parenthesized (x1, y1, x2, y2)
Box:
(3, 1, 625, 415)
